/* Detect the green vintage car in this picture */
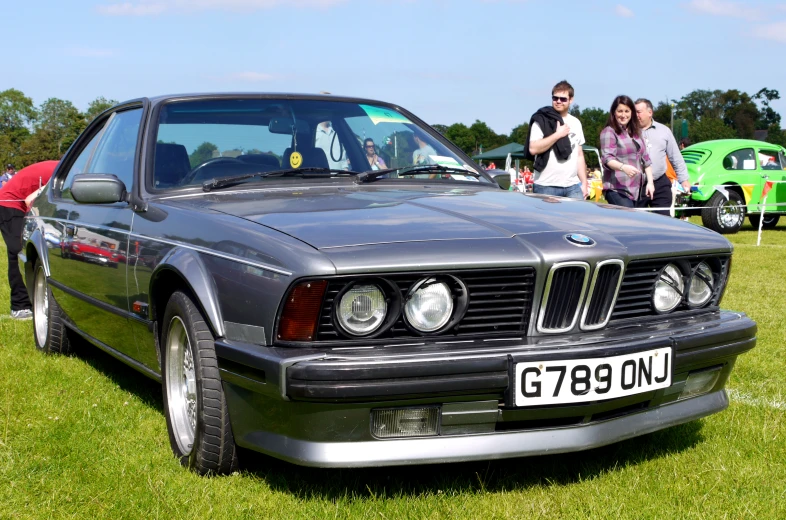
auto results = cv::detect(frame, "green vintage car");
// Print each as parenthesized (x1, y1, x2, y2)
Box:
(683, 139, 786, 234)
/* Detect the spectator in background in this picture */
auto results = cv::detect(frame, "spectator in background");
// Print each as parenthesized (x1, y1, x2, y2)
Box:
(636, 98, 691, 216)
(524, 80, 588, 199)
(412, 133, 437, 166)
(1, 164, 16, 187)
(0, 160, 58, 320)
(600, 95, 654, 208)
(314, 121, 348, 170)
(363, 138, 387, 170)
(679, 138, 692, 150)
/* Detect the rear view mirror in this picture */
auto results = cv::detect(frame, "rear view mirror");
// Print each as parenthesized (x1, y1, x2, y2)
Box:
(71, 174, 127, 204)
(268, 118, 310, 135)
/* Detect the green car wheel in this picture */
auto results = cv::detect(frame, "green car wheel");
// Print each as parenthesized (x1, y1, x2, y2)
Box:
(702, 191, 745, 234)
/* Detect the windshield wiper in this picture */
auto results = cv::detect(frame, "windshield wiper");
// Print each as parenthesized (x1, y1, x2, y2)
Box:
(202, 168, 361, 192)
(354, 164, 482, 184)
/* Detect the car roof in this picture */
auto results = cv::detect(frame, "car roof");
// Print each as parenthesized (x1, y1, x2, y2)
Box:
(685, 139, 785, 152)
(123, 92, 400, 109)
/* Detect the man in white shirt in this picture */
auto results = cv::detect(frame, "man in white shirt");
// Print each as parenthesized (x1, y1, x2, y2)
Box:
(526, 80, 588, 199)
(314, 121, 347, 170)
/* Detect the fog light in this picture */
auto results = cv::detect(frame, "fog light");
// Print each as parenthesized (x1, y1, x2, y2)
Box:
(371, 407, 440, 439)
(679, 367, 722, 400)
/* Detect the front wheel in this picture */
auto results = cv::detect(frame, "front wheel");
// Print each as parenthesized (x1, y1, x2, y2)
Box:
(748, 214, 780, 229)
(31, 260, 71, 355)
(161, 291, 238, 475)
(701, 190, 745, 234)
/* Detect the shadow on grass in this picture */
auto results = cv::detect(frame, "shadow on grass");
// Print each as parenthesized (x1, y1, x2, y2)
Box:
(66, 334, 706, 497)
(70, 335, 163, 413)
(237, 420, 705, 498)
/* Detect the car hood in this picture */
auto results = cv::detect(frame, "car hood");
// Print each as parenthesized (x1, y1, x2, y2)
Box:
(168, 185, 731, 254)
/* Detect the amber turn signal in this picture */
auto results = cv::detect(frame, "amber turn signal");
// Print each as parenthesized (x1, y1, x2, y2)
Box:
(277, 280, 327, 341)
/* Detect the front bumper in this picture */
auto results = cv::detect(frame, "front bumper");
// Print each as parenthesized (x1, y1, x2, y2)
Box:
(216, 310, 756, 467)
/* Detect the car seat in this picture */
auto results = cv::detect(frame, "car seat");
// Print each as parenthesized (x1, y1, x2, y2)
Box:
(154, 143, 191, 188)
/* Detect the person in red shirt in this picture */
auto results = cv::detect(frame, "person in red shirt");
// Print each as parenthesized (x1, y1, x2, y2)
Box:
(0, 160, 59, 319)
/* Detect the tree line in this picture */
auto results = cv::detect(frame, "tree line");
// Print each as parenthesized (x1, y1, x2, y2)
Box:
(1, 87, 784, 171)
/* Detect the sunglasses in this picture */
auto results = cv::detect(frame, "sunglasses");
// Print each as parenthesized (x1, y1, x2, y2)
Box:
(365, 144, 375, 149)
(552, 96, 569, 103)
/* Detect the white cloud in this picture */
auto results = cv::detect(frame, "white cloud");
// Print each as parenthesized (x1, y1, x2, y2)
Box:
(753, 20, 786, 42)
(97, 0, 347, 15)
(615, 4, 634, 17)
(684, 0, 763, 21)
(64, 46, 115, 57)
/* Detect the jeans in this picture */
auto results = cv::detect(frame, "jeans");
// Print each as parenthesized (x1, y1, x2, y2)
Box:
(603, 189, 635, 208)
(533, 183, 584, 200)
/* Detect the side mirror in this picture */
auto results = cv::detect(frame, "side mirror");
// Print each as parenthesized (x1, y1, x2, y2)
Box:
(487, 170, 511, 190)
(71, 174, 127, 204)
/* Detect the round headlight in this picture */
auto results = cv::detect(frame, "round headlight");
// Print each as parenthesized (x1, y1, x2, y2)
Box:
(653, 264, 684, 313)
(688, 262, 714, 307)
(337, 284, 387, 335)
(404, 280, 453, 332)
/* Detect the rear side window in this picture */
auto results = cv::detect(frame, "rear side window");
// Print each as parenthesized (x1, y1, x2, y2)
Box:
(722, 149, 755, 170)
(87, 108, 143, 190)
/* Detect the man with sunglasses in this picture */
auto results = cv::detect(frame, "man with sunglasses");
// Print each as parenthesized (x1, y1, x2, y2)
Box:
(524, 80, 587, 199)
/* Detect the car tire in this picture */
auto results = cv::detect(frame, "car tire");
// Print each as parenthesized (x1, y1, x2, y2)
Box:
(748, 214, 780, 229)
(161, 291, 238, 475)
(701, 190, 745, 234)
(32, 260, 72, 355)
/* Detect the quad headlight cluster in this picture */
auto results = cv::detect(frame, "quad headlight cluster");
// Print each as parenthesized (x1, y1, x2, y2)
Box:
(335, 277, 465, 338)
(652, 261, 718, 313)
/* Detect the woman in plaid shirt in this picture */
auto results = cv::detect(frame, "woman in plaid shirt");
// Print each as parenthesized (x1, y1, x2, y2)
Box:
(600, 95, 655, 207)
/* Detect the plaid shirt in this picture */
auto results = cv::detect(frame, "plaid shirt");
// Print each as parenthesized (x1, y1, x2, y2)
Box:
(600, 126, 652, 201)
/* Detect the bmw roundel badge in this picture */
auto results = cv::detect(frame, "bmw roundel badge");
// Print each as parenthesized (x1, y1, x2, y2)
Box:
(565, 233, 596, 247)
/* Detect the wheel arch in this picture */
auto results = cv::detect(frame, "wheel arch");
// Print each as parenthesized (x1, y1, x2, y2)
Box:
(149, 247, 225, 339)
(24, 228, 50, 286)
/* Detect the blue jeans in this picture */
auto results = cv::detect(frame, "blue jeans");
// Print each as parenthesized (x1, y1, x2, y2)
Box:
(533, 183, 584, 200)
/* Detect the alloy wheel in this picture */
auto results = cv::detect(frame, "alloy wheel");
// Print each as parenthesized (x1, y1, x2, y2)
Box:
(718, 200, 744, 228)
(165, 316, 197, 455)
(33, 266, 49, 348)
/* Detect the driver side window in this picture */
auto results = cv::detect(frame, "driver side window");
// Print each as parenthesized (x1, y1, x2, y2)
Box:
(60, 126, 105, 200)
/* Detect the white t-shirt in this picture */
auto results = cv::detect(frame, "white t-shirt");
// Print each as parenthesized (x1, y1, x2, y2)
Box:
(530, 113, 585, 188)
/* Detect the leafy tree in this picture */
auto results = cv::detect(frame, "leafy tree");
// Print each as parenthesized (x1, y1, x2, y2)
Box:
(764, 123, 786, 147)
(189, 141, 218, 168)
(35, 98, 86, 156)
(753, 88, 781, 130)
(444, 123, 475, 154)
(570, 105, 608, 150)
(431, 124, 449, 136)
(85, 96, 119, 123)
(652, 101, 672, 127)
(469, 120, 507, 153)
(508, 122, 529, 145)
(690, 117, 735, 143)
(0, 88, 37, 132)
(718, 89, 758, 139)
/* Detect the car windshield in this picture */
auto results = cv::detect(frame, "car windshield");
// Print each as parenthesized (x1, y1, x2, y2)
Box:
(152, 98, 484, 189)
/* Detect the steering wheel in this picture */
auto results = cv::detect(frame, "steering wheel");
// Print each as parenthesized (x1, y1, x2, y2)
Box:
(181, 157, 245, 185)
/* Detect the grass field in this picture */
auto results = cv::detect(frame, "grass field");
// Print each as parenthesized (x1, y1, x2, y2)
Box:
(1, 218, 785, 519)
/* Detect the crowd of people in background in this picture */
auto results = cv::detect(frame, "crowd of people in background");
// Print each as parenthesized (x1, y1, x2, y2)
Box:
(498, 79, 694, 216)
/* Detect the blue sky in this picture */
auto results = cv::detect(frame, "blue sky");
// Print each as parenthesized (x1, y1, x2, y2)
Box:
(4, 0, 786, 135)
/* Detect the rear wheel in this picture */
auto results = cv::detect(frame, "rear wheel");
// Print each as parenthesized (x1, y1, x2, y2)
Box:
(31, 260, 71, 355)
(702, 190, 745, 234)
(161, 291, 238, 475)
(748, 214, 780, 229)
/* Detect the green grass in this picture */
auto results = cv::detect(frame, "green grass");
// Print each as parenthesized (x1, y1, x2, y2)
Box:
(1, 218, 785, 519)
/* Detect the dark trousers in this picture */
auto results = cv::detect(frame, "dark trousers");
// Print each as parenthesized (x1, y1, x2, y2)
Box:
(637, 175, 672, 216)
(0, 206, 32, 311)
(605, 175, 672, 215)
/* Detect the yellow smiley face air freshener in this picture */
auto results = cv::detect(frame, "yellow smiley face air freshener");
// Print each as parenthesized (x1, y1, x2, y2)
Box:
(289, 151, 303, 169)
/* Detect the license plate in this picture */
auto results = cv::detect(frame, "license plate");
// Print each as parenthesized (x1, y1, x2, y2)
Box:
(513, 347, 672, 407)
